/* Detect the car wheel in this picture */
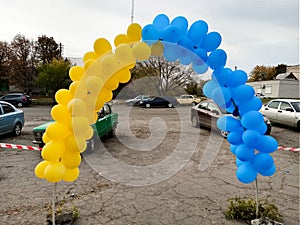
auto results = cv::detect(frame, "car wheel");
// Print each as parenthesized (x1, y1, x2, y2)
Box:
(145, 103, 151, 108)
(17, 102, 23, 108)
(13, 122, 22, 136)
(192, 102, 196, 106)
(191, 115, 199, 128)
(38, 144, 44, 149)
(265, 124, 272, 135)
(221, 130, 228, 139)
(129, 102, 133, 106)
(167, 103, 173, 108)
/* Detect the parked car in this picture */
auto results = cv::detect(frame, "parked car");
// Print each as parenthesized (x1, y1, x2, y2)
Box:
(125, 95, 152, 106)
(138, 96, 179, 108)
(0, 101, 25, 136)
(0, 93, 32, 107)
(176, 95, 201, 106)
(32, 103, 118, 152)
(260, 99, 300, 130)
(191, 99, 272, 138)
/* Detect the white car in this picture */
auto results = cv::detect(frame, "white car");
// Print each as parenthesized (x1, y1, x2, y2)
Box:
(260, 99, 300, 130)
(125, 95, 152, 106)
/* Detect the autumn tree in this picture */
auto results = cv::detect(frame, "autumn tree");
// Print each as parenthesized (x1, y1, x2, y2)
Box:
(248, 65, 276, 82)
(10, 34, 37, 93)
(0, 41, 12, 92)
(35, 35, 62, 64)
(36, 59, 71, 96)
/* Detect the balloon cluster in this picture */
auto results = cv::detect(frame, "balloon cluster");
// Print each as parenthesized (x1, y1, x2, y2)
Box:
(142, 14, 223, 74)
(35, 23, 152, 183)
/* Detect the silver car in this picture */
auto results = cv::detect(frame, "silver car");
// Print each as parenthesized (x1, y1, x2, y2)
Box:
(260, 99, 300, 130)
(125, 95, 152, 106)
(0, 101, 25, 136)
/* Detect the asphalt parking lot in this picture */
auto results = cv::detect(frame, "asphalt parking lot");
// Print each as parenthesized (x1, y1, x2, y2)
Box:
(0, 104, 299, 224)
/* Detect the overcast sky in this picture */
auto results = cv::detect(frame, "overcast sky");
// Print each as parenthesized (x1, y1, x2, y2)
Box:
(0, 0, 299, 74)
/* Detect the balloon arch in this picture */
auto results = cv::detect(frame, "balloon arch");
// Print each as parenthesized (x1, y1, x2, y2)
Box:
(35, 14, 278, 185)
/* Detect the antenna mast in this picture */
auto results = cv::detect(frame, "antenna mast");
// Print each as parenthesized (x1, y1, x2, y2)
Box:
(131, 0, 134, 23)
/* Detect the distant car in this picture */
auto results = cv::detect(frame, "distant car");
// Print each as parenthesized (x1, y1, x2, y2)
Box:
(255, 93, 267, 99)
(0, 101, 25, 136)
(176, 95, 201, 106)
(32, 103, 118, 152)
(0, 93, 32, 107)
(138, 96, 179, 108)
(125, 95, 152, 106)
(260, 99, 300, 130)
(191, 99, 272, 138)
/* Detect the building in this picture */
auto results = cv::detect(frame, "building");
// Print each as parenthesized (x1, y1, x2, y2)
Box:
(248, 65, 300, 99)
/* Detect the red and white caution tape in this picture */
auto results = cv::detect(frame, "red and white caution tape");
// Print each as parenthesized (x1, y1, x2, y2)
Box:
(0, 142, 299, 152)
(0, 143, 41, 151)
(277, 146, 300, 152)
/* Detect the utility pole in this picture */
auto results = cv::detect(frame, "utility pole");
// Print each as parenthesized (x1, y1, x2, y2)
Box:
(131, 0, 134, 23)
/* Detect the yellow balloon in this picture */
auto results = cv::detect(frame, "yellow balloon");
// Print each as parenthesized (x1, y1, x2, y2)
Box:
(100, 53, 118, 75)
(46, 122, 70, 141)
(94, 38, 112, 57)
(83, 51, 97, 62)
(55, 89, 73, 106)
(85, 75, 103, 94)
(68, 98, 88, 117)
(51, 104, 71, 123)
(65, 134, 87, 153)
(114, 68, 131, 83)
(69, 66, 84, 81)
(63, 168, 80, 182)
(114, 34, 130, 47)
(115, 44, 136, 69)
(104, 76, 119, 91)
(132, 42, 151, 61)
(151, 41, 164, 56)
(99, 88, 113, 103)
(61, 150, 81, 169)
(81, 126, 94, 140)
(70, 116, 90, 136)
(84, 59, 95, 70)
(94, 97, 105, 111)
(44, 161, 66, 183)
(35, 160, 50, 179)
(69, 81, 88, 99)
(41, 140, 66, 161)
(42, 132, 50, 145)
(127, 23, 142, 42)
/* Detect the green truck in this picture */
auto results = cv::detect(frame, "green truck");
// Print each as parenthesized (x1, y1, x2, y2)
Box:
(32, 103, 118, 152)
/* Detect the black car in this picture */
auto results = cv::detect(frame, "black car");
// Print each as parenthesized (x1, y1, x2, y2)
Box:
(138, 96, 179, 108)
(0, 93, 32, 107)
(191, 99, 272, 137)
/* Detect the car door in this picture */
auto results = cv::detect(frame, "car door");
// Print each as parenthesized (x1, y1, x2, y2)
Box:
(0, 102, 16, 135)
(277, 101, 297, 126)
(0, 104, 5, 134)
(93, 104, 111, 137)
(196, 101, 210, 127)
(206, 102, 221, 130)
(261, 101, 280, 122)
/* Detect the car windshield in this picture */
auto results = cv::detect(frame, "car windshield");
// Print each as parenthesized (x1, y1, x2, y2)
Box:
(291, 102, 300, 112)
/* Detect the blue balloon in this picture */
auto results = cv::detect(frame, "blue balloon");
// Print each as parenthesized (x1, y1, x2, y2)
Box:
(153, 14, 170, 31)
(142, 24, 160, 41)
(236, 158, 244, 167)
(241, 110, 264, 130)
(217, 115, 243, 132)
(192, 63, 209, 74)
(201, 31, 222, 52)
(192, 48, 208, 66)
(211, 68, 231, 86)
(242, 130, 262, 148)
(163, 43, 179, 62)
(252, 153, 274, 173)
(171, 16, 188, 36)
(224, 69, 248, 87)
(256, 135, 278, 153)
(211, 86, 231, 107)
(161, 25, 181, 43)
(188, 20, 208, 42)
(207, 49, 227, 70)
(235, 144, 255, 162)
(203, 80, 219, 98)
(177, 37, 194, 57)
(257, 122, 267, 135)
(236, 162, 257, 184)
(228, 131, 244, 145)
(179, 55, 192, 65)
(237, 96, 263, 116)
(231, 84, 255, 103)
(230, 144, 238, 154)
(259, 164, 276, 176)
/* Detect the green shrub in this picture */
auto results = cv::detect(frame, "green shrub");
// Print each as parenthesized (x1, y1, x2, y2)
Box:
(224, 197, 282, 224)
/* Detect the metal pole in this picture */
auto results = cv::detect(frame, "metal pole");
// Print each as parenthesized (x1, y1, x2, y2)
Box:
(255, 178, 259, 218)
(52, 182, 57, 225)
(131, 0, 134, 23)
